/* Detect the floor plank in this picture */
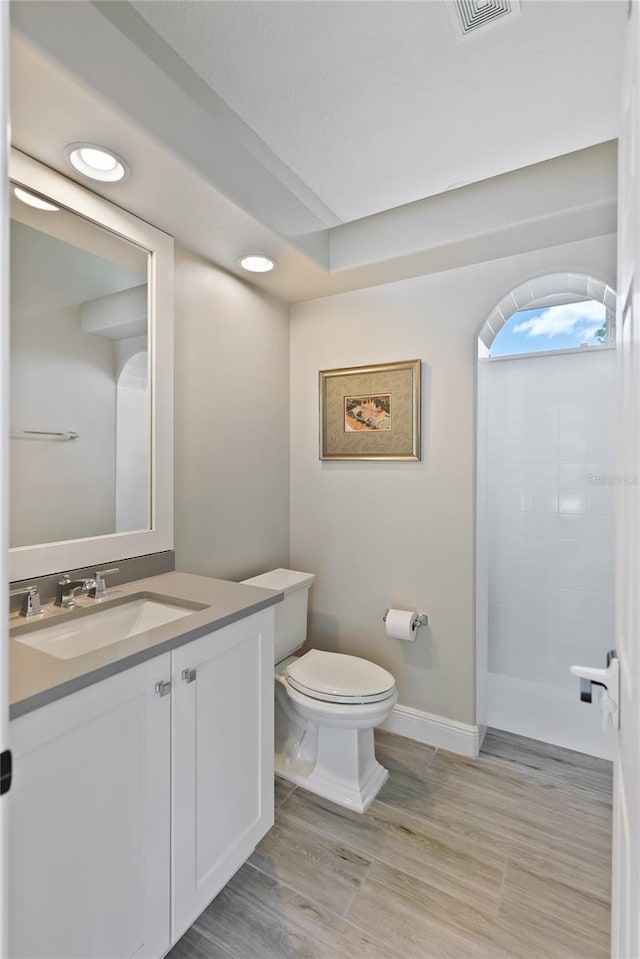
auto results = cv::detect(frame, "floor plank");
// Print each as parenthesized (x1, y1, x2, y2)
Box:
(192, 863, 404, 959)
(168, 728, 612, 959)
(248, 816, 372, 917)
(279, 786, 506, 914)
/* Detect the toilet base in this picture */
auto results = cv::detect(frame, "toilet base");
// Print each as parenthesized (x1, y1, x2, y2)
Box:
(274, 721, 391, 813)
(275, 752, 389, 813)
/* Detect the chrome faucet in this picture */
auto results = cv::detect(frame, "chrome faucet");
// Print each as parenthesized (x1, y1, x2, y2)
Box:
(55, 575, 97, 609)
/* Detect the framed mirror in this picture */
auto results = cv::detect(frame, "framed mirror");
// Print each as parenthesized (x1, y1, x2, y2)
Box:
(9, 150, 174, 580)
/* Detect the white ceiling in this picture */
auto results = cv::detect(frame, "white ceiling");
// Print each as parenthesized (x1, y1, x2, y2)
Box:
(131, 0, 627, 223)
(9, 0, 625, 302)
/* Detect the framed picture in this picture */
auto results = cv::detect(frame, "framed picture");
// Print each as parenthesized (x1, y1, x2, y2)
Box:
(319, 359, 421, 461)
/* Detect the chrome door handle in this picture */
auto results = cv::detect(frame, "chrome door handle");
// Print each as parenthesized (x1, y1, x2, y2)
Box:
(571, 650, 619, 730)
(181, 668, 196, 684)
(154, 680, 171, 697)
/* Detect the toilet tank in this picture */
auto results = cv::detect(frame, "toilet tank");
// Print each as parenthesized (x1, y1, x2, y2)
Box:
(240, 568, 316, 664)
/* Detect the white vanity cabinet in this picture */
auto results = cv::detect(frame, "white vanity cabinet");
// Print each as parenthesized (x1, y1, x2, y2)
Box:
(9, 607, 275, 959)
(9, 654, 172, 959)
(171, 612, 274, 939)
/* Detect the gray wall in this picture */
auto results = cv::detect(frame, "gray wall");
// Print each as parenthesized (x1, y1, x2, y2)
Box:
(174, 244, 290, 580)
(290, 233, 616, 726)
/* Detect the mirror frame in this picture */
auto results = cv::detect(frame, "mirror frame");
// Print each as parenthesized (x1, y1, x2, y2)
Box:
(9, 148, 174, 580)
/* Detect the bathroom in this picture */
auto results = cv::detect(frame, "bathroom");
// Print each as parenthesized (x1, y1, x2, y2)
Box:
(0, 2, 637, 958)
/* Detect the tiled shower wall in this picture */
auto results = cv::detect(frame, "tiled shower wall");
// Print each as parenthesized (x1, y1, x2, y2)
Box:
(482, 348, 616, 754)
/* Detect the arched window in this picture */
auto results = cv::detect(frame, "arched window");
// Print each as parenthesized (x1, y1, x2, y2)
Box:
(479, 273, 616, 358)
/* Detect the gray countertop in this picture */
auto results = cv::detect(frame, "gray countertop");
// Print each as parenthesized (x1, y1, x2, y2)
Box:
(9, 571, 282, 719)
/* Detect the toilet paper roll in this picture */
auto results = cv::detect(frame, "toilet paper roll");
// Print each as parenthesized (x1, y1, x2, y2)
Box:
(385, 609, 418, 642)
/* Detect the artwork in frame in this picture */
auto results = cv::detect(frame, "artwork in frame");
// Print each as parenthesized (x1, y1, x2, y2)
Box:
(320, 359, 421, 461)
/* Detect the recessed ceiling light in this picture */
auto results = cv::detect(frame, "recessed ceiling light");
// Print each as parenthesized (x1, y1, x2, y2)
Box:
(13, 187, 60, 212)
(238, 254, 277, 273)
(65, 143, 129, 183)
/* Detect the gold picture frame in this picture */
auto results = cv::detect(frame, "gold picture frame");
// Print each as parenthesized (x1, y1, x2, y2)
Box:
(320, 359, 421, 461)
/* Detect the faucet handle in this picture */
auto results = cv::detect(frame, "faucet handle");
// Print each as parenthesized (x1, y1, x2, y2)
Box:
(89, 568, 120, 600)
(9, 585, 42, 618)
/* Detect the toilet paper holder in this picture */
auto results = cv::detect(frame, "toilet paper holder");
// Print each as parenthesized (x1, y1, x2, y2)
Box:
(382, 610, 428, 629)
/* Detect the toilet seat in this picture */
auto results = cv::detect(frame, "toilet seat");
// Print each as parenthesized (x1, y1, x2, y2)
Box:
(285, 649, 395, 705)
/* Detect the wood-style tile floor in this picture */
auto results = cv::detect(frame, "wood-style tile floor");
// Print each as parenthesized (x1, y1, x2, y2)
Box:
(168, 728, 613, 959)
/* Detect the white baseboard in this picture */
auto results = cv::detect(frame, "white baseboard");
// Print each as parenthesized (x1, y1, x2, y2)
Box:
(382, 703, 480, 758)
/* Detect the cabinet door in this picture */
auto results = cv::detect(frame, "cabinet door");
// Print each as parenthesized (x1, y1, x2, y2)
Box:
(9, 655, 172, 959)
(171, 609, 274, 939)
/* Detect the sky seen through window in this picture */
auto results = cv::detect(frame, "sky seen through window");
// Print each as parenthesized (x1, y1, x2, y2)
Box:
(490, 299, 608, 356)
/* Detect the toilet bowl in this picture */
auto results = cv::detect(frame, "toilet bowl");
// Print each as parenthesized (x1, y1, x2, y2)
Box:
(241, 569, 397, 813)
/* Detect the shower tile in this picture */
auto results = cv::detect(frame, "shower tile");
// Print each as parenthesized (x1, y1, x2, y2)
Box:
(528, 489, 558, 513)
(588, 434, 616, 462)
(553, 538, 588, 566)
(555, 513, 588, 539)
(587, 489, 615, 515)
(559, 411, 587, 440)
(495, 633, 556, 686)
(558, 490, 587, 513)
(490, 556, 550, 587)
(586, 566, 614, 595)
(586, 592, 615, 620)
(559, 463, 589, 488)
(588, 411, 614, 439)
(555, 588, 587, 618)
(488, 604, 521, 635)
(491, 509, 527, 537)
(526, 440, 558, 464)
(586, 514, 615, 542)
(524, 389, 560, 414)
(519, 512, 554, 537)
(586, 463, 614, 482)
(490, 487, 530, 512)
(488, 534, 523, 559)
(582, 625, 616, 664)
(555, 613, 591, 647)
(587, 540, 615, 568)
(488, 429, 525, 458)
(511, 583, 557, 612)
(490, 416, 526, 441)
(558, 433, 588, 464)
(488, 629, 509, 674)
(550, 388, 585, 414)
(488, 463, 522, 487)
(488, 580, 511, 607)
(520, 536, 557, 563)
(526, 560, 558, 587)
(523, 464, 558, 488)
(556, 564, 587, 590)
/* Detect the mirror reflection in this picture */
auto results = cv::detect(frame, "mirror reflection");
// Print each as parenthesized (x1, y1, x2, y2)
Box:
(10, 184, 151, 549)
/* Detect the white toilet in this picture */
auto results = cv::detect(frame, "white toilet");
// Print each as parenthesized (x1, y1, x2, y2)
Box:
(241, 568, 398, 813)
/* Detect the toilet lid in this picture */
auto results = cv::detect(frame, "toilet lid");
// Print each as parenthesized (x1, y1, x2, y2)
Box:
(286, 650, 395, 704)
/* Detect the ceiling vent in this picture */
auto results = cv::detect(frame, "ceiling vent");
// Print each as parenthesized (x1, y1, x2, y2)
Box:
(451, 0, 520, 38)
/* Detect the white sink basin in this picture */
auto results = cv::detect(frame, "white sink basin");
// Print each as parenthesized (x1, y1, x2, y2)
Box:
(13, 596, 200, 660)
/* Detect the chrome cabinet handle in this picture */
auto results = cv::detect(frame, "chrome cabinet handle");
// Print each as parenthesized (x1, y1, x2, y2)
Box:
(181, 668, 197, 684)
(154, 680, 171, 697)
